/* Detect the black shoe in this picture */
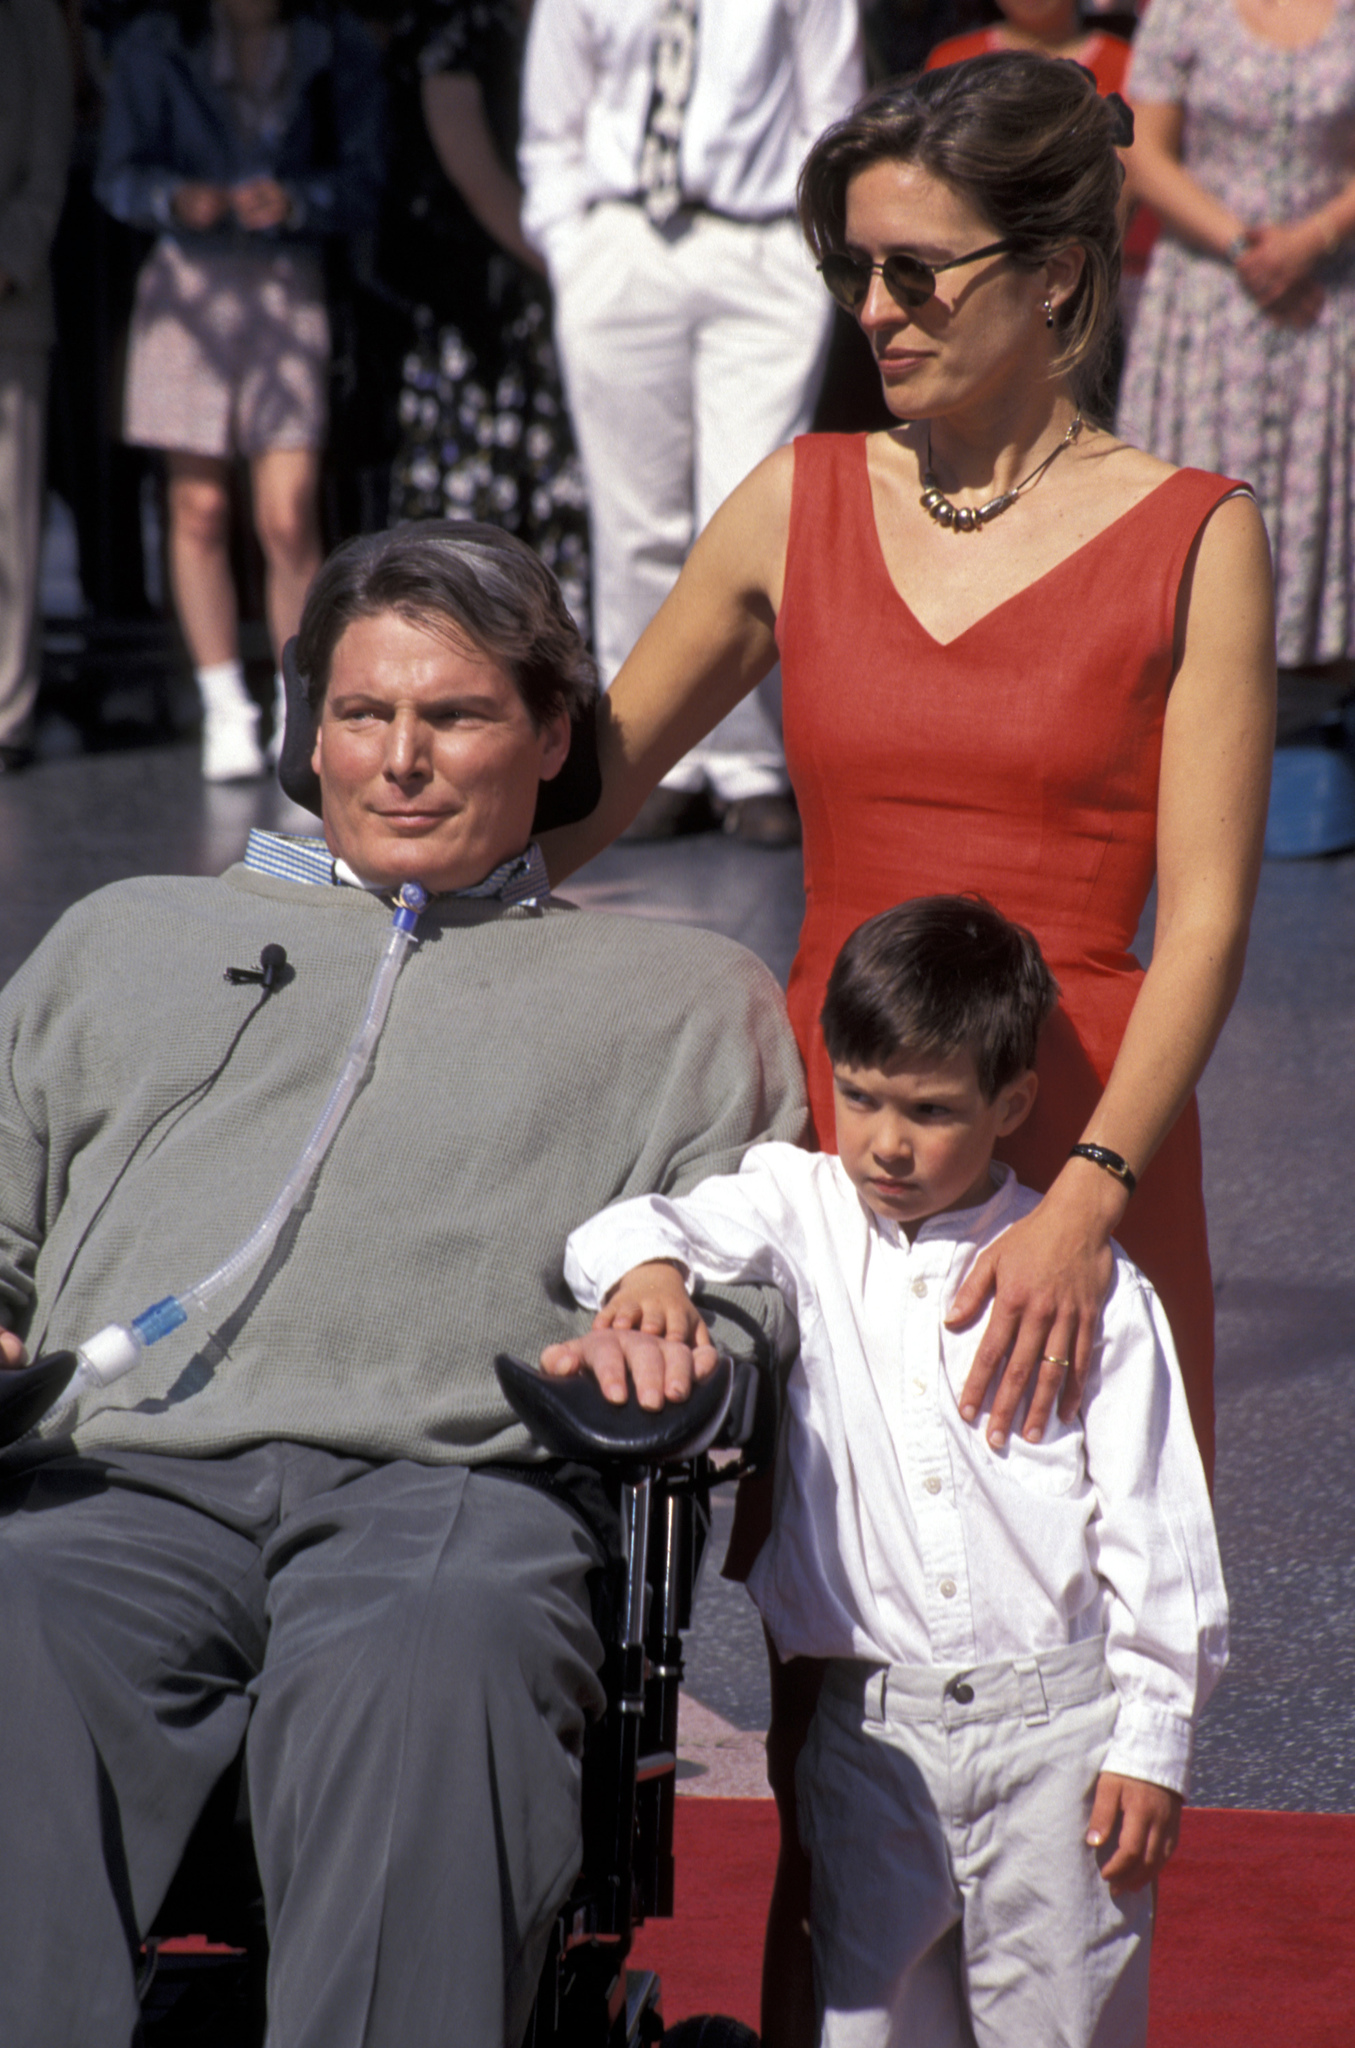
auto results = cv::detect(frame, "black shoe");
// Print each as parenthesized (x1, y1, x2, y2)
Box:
(717, 793, 802, 848)
(621, 787, 721, 841)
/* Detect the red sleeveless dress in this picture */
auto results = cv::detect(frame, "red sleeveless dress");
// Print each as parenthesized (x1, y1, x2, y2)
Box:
(778, 435, 1243, 1472)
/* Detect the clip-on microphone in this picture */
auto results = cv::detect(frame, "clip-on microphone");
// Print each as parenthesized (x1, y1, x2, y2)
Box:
(224, 944, 288, 993)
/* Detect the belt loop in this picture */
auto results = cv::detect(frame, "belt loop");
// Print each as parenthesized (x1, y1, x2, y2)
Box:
(864, 1667, 888, 1724)
(1014, 1657, 1050, 1726)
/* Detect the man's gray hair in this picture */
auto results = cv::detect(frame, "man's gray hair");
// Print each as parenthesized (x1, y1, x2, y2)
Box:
(295, 521, 598, 730)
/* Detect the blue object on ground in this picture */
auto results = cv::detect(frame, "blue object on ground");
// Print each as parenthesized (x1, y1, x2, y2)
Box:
(1264, 741, 1355, 859)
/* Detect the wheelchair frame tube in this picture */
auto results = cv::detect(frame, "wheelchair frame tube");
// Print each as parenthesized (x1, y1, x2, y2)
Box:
(621, 1476, 652, 1664)
(639, 1485, 686, 1919)
(596, 1473, 652, 1939)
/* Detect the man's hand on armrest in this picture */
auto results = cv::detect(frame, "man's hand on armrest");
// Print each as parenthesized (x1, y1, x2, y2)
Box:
(0, 1330, 28, 1371)
(541, 1261, 717, 1411)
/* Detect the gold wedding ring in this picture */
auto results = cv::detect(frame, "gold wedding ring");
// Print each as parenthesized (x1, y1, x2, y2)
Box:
(1041, 1354, 1071, 1368)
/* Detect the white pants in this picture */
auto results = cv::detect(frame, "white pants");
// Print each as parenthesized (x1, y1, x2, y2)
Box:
(553, 201, 833, 800)
(0, 349, 47, 748)
(798, 1642, 1154, 2048)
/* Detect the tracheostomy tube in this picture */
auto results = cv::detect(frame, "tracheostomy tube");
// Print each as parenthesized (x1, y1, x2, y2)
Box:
(35, 882, 428, 1434)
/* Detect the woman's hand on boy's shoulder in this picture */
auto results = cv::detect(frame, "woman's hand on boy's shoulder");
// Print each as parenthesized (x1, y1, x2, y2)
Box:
(947, 1165, 1123, 1446)
(1087, 1772, 1183, 1895)
(540, 1262, 717, 1411)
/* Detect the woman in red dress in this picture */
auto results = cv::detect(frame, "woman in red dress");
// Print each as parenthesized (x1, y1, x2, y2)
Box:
(543, 55, 1274, 2044)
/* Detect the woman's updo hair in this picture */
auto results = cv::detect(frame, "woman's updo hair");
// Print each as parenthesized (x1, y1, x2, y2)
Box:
(799, 53, 1127, 404)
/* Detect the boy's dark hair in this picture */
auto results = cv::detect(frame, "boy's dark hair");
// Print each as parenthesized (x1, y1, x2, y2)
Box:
(821, 896, 1058, 1099)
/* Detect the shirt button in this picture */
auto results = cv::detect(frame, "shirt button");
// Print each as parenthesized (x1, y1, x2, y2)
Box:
(911, 1277, 928, 1298)
(923, 1476, 943, 1496)
(939, 1578, 957, 1599)
(913, 1378, 927, 1394)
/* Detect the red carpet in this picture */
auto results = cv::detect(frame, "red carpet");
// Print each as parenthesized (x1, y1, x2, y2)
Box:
(631, 1803, 1355, 2043)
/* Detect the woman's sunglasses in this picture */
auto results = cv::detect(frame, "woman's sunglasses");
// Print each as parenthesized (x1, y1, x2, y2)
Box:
(817, 239, 1016, 313)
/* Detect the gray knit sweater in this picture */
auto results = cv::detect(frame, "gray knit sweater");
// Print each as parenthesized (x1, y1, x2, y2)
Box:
(0, 866, 807, 1463)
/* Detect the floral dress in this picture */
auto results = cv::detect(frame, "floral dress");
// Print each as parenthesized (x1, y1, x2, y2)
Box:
(1117, 0, 1355, 667)
(380, 0, 590, 632)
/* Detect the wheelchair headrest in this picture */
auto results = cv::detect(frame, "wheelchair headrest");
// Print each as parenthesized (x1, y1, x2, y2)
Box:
(276, 636, 603, 833)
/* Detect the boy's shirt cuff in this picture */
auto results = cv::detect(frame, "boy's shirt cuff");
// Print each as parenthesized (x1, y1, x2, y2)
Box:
(1103, 1699, 1195, 1798)
(565, 1203, 700, 1312)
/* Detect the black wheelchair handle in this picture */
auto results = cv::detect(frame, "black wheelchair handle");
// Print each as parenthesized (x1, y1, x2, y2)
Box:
(494, 1351, 742, 1466)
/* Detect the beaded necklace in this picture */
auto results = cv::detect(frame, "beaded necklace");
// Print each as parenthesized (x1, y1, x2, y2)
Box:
(920, 414, 1084, 533)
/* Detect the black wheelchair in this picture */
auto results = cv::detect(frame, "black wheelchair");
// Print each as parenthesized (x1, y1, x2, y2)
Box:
(125, 1348, 778, 2048)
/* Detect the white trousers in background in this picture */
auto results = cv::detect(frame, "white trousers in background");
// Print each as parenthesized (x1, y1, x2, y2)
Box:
(799, 1641, 1154, 2048)
(553, 201, 833, 800)
(0, 349, 48, 750)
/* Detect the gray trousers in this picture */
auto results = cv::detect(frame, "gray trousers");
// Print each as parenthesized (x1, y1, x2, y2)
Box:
(0, 1444, 608, 2048)
(0, 347, 47, 747)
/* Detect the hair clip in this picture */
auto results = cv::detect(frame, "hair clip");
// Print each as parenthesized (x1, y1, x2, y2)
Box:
(1104, 93, 1135, 148)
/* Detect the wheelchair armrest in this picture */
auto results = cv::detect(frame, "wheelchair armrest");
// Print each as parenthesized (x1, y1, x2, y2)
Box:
(719, 1350, 779, 1472)
(495, 1352, 738, 1466)
(0, 1350, 78, 1446)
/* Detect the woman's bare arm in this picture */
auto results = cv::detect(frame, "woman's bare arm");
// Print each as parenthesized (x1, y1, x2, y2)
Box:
(1124, 102, 1247, 259)
(951, 494, 1276, 1445)
(1234, 168, 1355, 306)
(1128, 100, 1352, 318)
(541, 445, 794, 880)
(420, 72, 545, 273)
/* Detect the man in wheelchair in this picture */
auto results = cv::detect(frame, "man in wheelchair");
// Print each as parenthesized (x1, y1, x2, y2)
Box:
(0, 522, 806, 2048)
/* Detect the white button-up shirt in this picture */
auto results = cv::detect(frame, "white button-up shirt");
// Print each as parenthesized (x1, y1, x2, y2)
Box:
(565, 1149, 1228, 1794)
(520, 0, 864, 273)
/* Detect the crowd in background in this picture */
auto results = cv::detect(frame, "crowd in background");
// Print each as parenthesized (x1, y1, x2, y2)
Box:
(2, 0, 1353, 846)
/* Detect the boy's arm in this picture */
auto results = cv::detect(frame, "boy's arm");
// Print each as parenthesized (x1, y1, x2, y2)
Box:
(548, 1159, 804, 1410)
(593, 1259, 708, 1343)
(543, 1259, 717, 1411)
(1082, 1266, 1229, 1799)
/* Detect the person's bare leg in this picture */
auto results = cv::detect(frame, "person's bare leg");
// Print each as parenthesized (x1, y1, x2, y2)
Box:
(251, 446, 323, 657)
(251, 446, 324, 762)
(166, 451, 237, 667)
(166, 451, 264, 779)
(761, 1637, 826, 2048)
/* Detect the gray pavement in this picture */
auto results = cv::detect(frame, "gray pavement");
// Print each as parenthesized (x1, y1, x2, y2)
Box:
(1, 743, 1351, 1812)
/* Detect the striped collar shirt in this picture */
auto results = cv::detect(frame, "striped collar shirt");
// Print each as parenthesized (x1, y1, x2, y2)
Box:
(242, 829, 551, 907)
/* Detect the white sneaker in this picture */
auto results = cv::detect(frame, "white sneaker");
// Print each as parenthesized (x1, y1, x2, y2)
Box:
(197, 660, 267, 782)
(202, 702, 266, 782)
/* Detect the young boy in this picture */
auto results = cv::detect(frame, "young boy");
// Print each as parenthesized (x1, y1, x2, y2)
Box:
(547, 895, 1227, 2048)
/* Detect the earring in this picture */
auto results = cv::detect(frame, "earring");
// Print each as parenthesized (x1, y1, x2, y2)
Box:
(1043, 299, 1055, 329)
